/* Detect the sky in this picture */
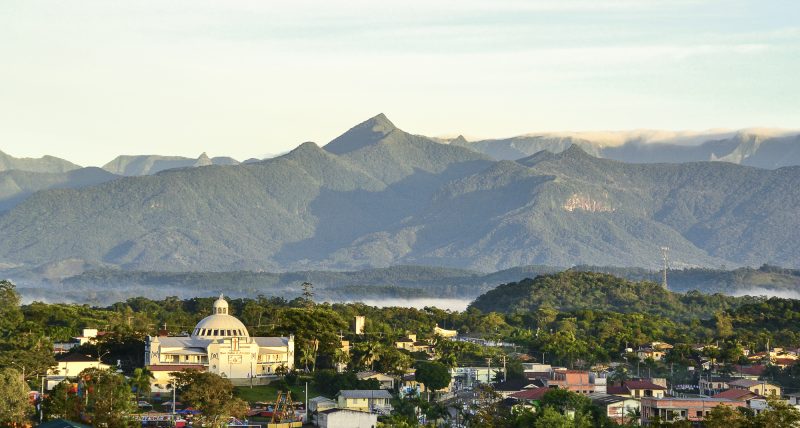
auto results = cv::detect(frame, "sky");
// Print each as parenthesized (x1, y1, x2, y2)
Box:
(1, 0, 798, 166)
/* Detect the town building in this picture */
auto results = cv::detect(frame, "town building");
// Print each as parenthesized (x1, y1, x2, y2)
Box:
(493, 379, 536, 398)
(713, 389, 769, 415)
(587, 393, 640, 425)
(393, 334, 432, 354)
(354, 316, 366, 335)
(546, 370, 595, 394)
(786, 392, 800, 410)
(699, 376, 731, 395)
(336, 390, 392, 414)
(144, 295, 294, 389)
(606, 380, 666, 399)
(636, 342, 673, 362)
(46, 354, 110, 390)
(433, 325, 458, 338)
(53, 328, 104, 354)
(356, 371, 395, 390)
(317, 408, 377, 428)
(726, 379, 781, 396)
(308, 396, 337, 426)
(640, 397, 746, 425)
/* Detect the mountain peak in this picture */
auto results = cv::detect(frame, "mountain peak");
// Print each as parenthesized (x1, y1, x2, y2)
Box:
(194, 152, 212, 167)
(323, 113, 399, 155)
(559, 144, 591, 158)
(369, 113, 395, 130)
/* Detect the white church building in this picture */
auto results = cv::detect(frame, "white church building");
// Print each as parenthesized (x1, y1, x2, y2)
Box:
(145, 295, 294, 387)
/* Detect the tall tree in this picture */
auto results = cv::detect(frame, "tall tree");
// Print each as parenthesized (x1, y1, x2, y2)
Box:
(41, 380, 81, 422)
(414, 361, 451, 401)
(173, 370, 248, 428)
(0, 368, 33, 425)
(79, 367, 136, 428)
(130, 367, 154, 402)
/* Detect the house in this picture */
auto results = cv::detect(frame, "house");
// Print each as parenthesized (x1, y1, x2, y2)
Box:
(606, 380, 666, 399)
(336, 390, 392, 414)
(636, 342, 673, 362)
(587, 393, 640, 425)
(309, 396, 337, 413)
(773, 358, 797, 369)
(732, 365, 766, 380)
(640, 397, 746, 425)
(713, 389, 769, 415)
(393, 334, 431, 354)
(309, 396, 337, 426)
(46, 354, 110, 390)
(493, 379, 536, 398)
(786, 393, 800, 410)
(727, 379, 781, 396)
(591, 372, 608, 394)
(509, 387, 549, 410)
(522, 363, 553, 382)
(434, 325, 458, 338)
(546, 370, 594, 394)
(53, 328, 104, 354)
(356, 371, 395, 390)
(317, 408, 377, 428)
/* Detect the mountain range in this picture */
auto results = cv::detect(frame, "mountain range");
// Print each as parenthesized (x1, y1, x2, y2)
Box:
(0, 114, 799, 274)
(449, 129, 800, 168)
(101, 152, 241, 176)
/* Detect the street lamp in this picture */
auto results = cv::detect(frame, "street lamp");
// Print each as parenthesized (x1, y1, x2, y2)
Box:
(167, 382, 177, 416)
(10, 361, 26, 383)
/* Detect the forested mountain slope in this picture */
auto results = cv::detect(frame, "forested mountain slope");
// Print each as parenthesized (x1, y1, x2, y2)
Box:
(0, 115, 799, 273)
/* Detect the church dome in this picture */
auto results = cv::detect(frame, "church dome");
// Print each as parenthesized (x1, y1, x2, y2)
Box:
(191, 294, 250, 339)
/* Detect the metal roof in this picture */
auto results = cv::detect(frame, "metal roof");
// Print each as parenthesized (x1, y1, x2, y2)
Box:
(337, 390, 392, 399)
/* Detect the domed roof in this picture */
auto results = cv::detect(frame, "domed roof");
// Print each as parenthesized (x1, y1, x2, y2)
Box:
(191, 294, 249, 339)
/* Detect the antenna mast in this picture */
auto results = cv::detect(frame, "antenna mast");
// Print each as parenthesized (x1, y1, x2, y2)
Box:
(660, 247, 670, 289)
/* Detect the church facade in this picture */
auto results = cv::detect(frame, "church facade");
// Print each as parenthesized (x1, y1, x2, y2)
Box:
(145, 295, 294, 385)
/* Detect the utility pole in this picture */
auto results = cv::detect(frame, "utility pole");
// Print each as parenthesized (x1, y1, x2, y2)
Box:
(502, 356, 507, 383)
(486, 358, 492, 384)
(660, 247, 670, 289)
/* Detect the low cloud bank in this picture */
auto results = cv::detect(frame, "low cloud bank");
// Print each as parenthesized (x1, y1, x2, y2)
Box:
(340, 298, 472, 312)
(732, 288, 800, 300)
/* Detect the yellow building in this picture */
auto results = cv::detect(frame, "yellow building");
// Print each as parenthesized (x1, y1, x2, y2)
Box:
(336, 390, 392, 414)
(727, 379, 781, 396)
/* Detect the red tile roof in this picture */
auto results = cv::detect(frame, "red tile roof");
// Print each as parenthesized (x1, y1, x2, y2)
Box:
(734, 365, 766, 376)
(509, 388, 549, 400)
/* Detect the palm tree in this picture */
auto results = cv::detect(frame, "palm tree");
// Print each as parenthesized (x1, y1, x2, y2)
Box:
(354, 341, 382, 371)
(332, 347, 350, 372)
(299, 345, 315, 372)
(130, 367, 154, 402)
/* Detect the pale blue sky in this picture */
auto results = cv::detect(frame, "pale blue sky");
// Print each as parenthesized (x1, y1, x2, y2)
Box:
(1, 0, 798, 166)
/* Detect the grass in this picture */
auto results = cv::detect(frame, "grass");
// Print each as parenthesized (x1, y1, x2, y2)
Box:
(234, 382, 325, 404)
